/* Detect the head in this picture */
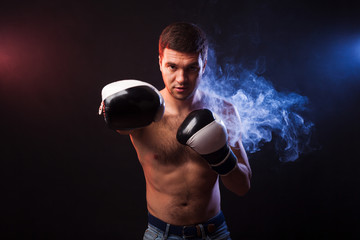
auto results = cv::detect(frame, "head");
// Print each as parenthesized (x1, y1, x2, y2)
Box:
(159, 22, 208, 101)
(159, 22, 208, 63)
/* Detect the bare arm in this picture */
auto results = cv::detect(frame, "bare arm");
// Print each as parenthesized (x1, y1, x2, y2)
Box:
(219, 101, 252, 196)
(116, 130, 133, 135)
(221, 141, 252, 196)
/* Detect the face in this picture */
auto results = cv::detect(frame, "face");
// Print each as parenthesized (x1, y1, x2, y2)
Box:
(159, 48, 206, 101)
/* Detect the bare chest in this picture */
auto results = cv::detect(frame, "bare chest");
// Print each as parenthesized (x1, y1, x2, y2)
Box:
(131, 115, 199, 165)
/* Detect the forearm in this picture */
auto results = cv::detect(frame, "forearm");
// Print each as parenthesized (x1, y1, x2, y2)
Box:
(116, 129, 135, 135)
(221, 162, 251, 196)
(220, 143, 252, 196)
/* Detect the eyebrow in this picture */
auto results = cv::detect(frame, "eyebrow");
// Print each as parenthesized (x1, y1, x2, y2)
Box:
(165, 61, 200, 67)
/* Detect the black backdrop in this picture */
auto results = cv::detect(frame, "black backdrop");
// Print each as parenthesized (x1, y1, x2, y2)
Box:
(1, 0, 360, 239)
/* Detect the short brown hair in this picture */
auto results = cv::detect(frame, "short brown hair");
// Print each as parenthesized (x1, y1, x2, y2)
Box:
(159, 22, 208, 61)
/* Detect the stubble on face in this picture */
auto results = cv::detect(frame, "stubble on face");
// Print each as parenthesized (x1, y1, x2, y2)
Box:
(160, 48, 206, 102)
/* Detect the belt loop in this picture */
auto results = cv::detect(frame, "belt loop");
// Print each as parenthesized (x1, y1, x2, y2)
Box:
(163, 223, 170, 240)
(198, 224, 206, 239)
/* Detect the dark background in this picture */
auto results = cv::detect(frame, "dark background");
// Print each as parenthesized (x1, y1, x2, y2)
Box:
(1, 0, 360, 239)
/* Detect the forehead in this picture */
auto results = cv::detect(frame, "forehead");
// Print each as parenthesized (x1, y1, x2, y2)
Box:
(162, 48, 201, 64)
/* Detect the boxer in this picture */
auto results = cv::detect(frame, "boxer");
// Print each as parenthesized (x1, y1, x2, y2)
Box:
(99, 22, 251, 240)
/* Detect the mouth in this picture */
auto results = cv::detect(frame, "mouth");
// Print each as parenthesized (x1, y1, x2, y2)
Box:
(174, 86, 187, 93)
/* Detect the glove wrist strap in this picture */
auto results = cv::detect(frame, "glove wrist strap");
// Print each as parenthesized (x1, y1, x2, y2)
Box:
(210, 149, 237, 176)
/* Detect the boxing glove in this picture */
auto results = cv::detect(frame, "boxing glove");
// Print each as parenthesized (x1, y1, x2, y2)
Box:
(99, 80, 165, 131)
(176, 109, 237, 175)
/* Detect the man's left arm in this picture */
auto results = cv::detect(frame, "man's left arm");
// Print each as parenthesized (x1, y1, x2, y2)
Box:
(220, 140, 252, 196)
(176, 106, 252, 196)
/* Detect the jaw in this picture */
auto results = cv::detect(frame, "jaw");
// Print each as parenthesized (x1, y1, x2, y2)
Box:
(169, 80, 201, 101)
(161, 87, 198, 112)
(170, 86, 197, 101)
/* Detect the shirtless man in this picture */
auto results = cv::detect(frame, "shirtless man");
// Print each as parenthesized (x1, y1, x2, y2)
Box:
(99, 22, 251, 239)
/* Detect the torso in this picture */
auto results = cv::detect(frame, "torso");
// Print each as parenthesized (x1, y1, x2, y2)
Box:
(130, 110, 220, 225)
(128, 89, 240, 225)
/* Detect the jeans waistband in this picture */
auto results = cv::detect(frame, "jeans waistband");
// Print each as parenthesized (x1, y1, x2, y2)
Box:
(147, 211, 225, 238)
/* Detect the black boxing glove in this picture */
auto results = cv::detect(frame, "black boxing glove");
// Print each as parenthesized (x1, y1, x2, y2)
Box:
(176, 109, 237, 175)
(99, 80, 165, 131)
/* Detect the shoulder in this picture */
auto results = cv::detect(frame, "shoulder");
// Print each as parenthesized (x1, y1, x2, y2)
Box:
(198, 90, 242, 146)
(198, 90, 240, 121)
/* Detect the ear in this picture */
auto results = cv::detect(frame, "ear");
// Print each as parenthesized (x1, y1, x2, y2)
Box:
(159, 55, 163, 72)
(202, 59, 207, 74)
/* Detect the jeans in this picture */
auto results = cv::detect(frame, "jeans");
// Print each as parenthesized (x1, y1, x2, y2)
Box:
(143, 215, 231, 240)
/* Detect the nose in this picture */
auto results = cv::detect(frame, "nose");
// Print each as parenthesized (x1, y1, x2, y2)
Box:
(176, 69, 187, 86)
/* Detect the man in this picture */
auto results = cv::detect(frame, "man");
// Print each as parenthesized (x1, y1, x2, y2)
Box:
(99, 22, 251, 239)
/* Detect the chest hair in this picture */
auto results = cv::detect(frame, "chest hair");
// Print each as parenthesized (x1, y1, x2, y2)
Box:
(132, 114, 200, 166)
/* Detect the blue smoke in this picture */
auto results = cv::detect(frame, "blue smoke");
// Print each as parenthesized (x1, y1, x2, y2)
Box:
(199, 48, 314, 162)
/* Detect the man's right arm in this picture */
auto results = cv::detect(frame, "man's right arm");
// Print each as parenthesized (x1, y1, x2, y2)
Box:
(116, 130, 133, 135)
(99, 80, 164, 133)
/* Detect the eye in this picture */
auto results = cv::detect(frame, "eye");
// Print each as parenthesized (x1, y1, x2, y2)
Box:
(168, 65, 177, 71)
(188, 65, 200, 72)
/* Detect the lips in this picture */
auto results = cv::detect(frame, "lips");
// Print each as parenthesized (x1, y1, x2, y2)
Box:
(175, 86, 187, 92)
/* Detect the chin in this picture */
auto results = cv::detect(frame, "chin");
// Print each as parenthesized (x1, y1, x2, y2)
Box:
(174, 92, 194, 101)
(173, 95, 189, 101)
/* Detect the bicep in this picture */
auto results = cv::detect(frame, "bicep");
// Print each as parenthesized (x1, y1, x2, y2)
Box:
(223, 103, 242, 147)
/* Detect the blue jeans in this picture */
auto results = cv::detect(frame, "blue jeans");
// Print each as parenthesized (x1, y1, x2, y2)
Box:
(143, 212, 232, 240)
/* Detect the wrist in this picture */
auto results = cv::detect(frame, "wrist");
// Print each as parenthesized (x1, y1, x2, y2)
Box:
(207, 147, 237, 176)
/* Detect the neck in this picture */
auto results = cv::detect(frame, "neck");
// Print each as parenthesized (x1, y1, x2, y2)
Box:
(161, 89, 203, 116)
